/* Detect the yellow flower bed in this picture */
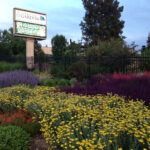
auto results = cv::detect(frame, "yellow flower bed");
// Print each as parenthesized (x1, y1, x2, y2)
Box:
(0, 85, 150, 150)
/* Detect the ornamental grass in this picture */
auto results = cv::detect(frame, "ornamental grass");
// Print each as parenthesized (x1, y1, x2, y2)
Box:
(0, 85, 149, 150)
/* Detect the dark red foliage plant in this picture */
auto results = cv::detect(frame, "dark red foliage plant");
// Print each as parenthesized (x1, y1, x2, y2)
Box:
(61, 72, 150, 106)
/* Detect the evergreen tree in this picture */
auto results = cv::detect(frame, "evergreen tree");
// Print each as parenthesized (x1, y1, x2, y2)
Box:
(51, 35, 67, 58)
(80, 0, 125, 45)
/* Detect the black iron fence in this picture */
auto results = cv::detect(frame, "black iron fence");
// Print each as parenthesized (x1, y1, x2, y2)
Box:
(0, 56, 150, 78)
(35, 56, 150, 75)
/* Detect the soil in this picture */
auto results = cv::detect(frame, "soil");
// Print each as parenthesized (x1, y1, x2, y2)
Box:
(28, 134, 57, 150)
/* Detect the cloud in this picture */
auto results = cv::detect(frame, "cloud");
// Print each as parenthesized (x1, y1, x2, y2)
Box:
(119, 0, 150, 48)
(0, 0, 84, 46)
(0, 0, 150, 48)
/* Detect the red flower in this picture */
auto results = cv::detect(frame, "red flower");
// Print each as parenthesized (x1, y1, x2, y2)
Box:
(0, 110, 38, 125)
(26, 118, 32, 123)
(5, 117, 12, 123)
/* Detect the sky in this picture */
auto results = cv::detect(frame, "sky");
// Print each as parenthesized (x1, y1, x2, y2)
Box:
(0, 0, 150, 49)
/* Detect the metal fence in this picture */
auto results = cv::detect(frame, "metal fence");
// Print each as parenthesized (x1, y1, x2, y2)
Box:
(35, 55, 150, 74)
(0, 56, 150, 78)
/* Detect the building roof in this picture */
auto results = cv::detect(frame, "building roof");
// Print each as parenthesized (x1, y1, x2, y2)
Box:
(41, 46, 52, 55)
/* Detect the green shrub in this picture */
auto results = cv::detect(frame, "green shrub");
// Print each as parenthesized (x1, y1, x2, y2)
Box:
(20, 122, 41, 136)
(10, 117, 41, 136)
(85, 39, 133, 74)
(44, 79, 57, 87)
(33, 68, 40, 74)
(140, 47, 150, 71)
(0, 102, 17, 113)
(52, 78, 60, 84)
(67, 61, 88, 80)
(0, 61, 24, 72)
(57, 79, 69, 87)
(39, 77, 48, 86)
(50, 64, 67, 78)
(86, 39, 131, 57)
(0, 125, 30, 150)
(40, 78, 70, 87)
(69, 78, 77, 87)
(90, 64, 111, 76)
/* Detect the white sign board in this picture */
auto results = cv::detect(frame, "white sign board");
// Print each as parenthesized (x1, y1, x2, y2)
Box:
(15, 9, 47, 25)
(13, 8, 47, 39)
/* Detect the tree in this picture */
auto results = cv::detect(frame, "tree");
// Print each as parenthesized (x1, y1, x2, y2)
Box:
(147, 33, 150, 48)
(86, 38, 131, 56)
(0, 29, 12, 57)
(0, 28, 26, 57)
(80, 0, 125, 45)
(34, 40, 45, 57)
(141, 34, 150, 55)
(141, 47, 150, 56)
(51, 35, 67, 58)
(85, 39, 133, 74)
(140, 47, 150, 70)
(64, 40, 82, 56)
(0, 28, 44, 57)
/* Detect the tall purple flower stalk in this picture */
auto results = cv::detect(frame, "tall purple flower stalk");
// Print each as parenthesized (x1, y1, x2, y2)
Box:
(0, 70, 39, 88)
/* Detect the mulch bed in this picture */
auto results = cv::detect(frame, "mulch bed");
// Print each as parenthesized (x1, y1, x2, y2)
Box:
(28, 134, 57, 150)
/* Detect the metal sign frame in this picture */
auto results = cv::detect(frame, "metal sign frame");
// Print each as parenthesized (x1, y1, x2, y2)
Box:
(13, 8, 47, 40)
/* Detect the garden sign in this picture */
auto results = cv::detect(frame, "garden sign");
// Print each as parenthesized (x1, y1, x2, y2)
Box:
(13, 8, 47, 68)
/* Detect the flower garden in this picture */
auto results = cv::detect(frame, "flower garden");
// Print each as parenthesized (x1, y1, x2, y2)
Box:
(0, 70, 150, 150)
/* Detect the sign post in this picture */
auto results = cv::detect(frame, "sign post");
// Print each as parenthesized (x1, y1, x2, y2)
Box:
(26, 38, 34, 69)
(13, 8, 47, 69)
